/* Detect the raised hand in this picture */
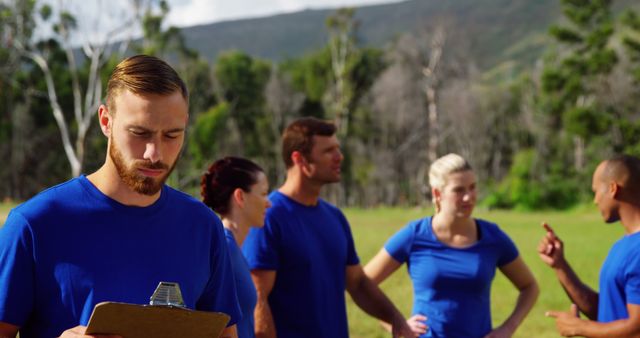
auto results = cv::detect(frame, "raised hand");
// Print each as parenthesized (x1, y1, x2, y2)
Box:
(537, 222, 566, 268)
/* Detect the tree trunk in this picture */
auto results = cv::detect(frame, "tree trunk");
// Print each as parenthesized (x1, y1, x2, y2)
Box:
(427, 87, 439, 165)
(574, 135, 585, 172)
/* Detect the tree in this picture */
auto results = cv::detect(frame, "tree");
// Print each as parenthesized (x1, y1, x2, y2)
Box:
(190, 102, 232, 168)
(542, 0, 617, 172)
(264, 66, 304, 184)
(372, 22, 471, 205)
(418, 25, 446, 166)
(138, 0, 195, 60)
(1, 0, 72, 199)
(326, 8, 357, 137)
(7, 0, 144, 177)
(1, 0, 36, 198)
(621, 9, 640, 84)
(214, 51, 271, 159)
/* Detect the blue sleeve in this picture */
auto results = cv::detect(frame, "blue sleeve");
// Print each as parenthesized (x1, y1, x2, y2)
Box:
(624, 253, 640, 305)
(0, 210, 35, 326)
(338, 211, 360, 266)
(196, 217, 242, 326)
(384, 222, 416, 264)
(493, 224, 519, 266)
(243, 214, 280, 270)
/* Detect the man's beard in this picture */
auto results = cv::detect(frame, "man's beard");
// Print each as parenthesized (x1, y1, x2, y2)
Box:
(309, 169, 341, 185)
(109, 138, 176, 195)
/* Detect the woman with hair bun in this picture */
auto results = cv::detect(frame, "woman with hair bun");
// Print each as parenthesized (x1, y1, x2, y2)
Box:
(364, 153, 539, 338)
(201, 157, 271, 338)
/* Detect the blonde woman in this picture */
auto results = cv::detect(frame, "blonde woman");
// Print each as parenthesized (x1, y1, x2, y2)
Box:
(365, 154, 539, 338)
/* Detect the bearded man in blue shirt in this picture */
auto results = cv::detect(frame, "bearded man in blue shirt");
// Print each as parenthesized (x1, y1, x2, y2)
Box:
(0, 55, 241, 338)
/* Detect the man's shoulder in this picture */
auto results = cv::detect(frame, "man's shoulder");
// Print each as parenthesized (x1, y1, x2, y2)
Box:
(265, 191, 296, 216)
(164, 185, 217, 218)
(164, 185, 203, 206)
(12, 178, 84, 219)
(612, 232, 640, 256)
(317, 199, 350, 223)
(267, 194, 344, 217)
(317, 198, 342, 213)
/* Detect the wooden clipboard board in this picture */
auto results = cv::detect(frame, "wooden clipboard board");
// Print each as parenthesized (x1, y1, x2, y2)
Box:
(85, 302, 230, 338)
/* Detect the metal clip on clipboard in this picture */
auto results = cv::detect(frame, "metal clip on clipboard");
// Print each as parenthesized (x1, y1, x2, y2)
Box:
(149, 282, 187, 308)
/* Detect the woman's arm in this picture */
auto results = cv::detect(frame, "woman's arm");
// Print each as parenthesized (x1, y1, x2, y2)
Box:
(363, 248, 403, 285)
(364, 249, 426, 337)
(486, 256, 539, 338)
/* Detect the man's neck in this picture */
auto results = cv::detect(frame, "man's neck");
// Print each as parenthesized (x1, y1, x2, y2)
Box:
(618, 205, 640, 235)
(278, 174, 322, 207)
(86, 164, 161, 207)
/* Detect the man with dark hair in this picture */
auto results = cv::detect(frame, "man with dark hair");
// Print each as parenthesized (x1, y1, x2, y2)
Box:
(0, 55, 240, 338)
(243, 117, 413, 338)
(540, 155, 640, 337)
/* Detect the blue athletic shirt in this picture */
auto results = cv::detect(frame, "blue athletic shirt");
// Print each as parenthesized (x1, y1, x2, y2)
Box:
(0, 176, 241, 338)
(384, 217, 518, 338)
(598, 231, 640, 322)
(242, 191, 360, 338)
(224, 229, 257, 338)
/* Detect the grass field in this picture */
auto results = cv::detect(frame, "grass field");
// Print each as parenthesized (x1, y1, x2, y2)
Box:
(0, 204, 621, 337)
(0, 202, 14, 225)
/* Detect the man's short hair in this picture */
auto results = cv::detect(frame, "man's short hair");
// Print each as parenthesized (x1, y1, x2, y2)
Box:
(605, 154, 640, 195)
(106, 55, 188, 114)
(282, 117, 337, 168)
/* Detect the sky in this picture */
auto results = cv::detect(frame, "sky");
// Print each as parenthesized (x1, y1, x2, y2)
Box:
(165, 0, 405, 27)
(33, 0, 404, 45)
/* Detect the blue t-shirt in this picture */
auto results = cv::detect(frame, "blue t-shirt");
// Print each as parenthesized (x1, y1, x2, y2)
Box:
(0, 176, 241, 338)
(224, 229, 257, 338)
(598, 231, 640, 322)
(384, 217, 518, 338)
(242, 191, 360, 338)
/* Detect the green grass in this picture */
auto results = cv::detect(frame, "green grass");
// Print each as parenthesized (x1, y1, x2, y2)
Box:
(0, 204, 621, 337)
(0, 202, 15, 225)
(344, 206, 623, 338)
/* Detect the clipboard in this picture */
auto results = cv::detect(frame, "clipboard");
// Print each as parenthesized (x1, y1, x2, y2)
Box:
(85, 302, 230, 338)
(85, 282, 230, 338)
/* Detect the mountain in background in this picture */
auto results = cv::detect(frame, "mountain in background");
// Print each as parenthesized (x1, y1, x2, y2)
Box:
(180, 0, 638, 71)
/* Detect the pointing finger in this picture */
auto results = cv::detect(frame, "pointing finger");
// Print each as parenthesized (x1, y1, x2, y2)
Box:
(545, 310, 559, 318)
(542, 222, 555, 235)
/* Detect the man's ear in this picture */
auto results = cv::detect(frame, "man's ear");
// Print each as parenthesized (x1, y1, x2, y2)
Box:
(610, 181, 620, 199)
(291, 151, 307, 167)
(98, 105, 112, 137)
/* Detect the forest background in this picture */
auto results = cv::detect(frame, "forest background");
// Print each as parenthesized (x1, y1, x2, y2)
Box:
(2, 0, 640, 209)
